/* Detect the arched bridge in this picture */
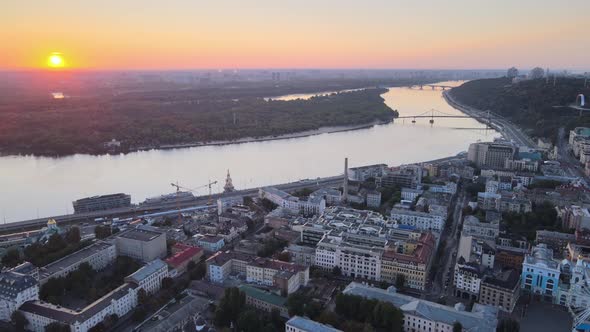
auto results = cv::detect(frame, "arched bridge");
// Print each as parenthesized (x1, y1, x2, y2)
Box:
(408, 84, 454, 90)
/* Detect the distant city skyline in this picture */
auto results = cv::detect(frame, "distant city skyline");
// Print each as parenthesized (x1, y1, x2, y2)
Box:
(1, 0, 589, 70)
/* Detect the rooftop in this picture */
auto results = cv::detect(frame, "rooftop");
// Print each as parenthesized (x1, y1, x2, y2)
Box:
(166, 245, 203, 267)
(39, 241, 114, 280)
(20, 283, 136, 324)
(126, 259, 167, 283)
(287, 316, 342, 332)
(117, 227, 164, 242)
(238, 284, 286, 307)
(343, 282, 497, 332)
(0, 271, 38, 300)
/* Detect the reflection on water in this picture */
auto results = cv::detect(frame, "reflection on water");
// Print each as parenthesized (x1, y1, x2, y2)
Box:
(0, 81, 499, 222)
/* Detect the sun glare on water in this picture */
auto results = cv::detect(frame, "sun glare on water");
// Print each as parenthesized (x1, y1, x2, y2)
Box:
(47, 52, 65, 68)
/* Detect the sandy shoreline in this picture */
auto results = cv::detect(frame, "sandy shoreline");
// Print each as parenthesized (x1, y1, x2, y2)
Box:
(133, 119, 392, 152)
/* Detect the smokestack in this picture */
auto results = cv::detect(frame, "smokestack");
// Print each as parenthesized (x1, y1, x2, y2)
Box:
(343, 157, 349, 202)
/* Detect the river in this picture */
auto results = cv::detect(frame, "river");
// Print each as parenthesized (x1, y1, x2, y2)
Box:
(0, 81, 499, 223)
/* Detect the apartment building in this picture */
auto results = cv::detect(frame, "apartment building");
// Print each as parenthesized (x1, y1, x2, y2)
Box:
(390, 208, 444, 232)
(380, 232, 435, 290)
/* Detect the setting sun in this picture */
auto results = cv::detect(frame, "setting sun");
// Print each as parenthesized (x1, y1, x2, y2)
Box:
(47, 52, 65, 68)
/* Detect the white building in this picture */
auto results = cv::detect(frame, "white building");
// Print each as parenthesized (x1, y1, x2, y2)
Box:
(315, 235, 383, 281)
(462, 215, 500, 241)
(196, 235, 225, 252)
(343, 282, 498, 332)
(39, 241, 117, 285)
(217, 196, 244, 215)
(124, 259, 168, 295)
(259, 187, 326, 216)
(0, 271, 39, 321)
(115, 227, 167, 263)
(21, 283, 137, 332)
(286, 316, 342, 332)
(390, 209, 444, 232)
(401, 188, 423, 202)
(454, 259, 483, 300)
(428, 182, 457, 195)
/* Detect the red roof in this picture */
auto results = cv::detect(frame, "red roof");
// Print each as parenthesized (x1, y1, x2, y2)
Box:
(166, 245, 203, 268)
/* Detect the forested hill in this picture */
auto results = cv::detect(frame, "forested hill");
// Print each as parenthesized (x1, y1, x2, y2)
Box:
(450, 77, 590, 141)
(0, 88, 396, 157)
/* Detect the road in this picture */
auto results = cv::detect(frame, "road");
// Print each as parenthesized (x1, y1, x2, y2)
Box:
(429, 190, 466, 299)
(444, 90, 536, 149)
(0, 176, 344, 235)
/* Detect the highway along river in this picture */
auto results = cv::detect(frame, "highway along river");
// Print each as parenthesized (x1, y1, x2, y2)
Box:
(0, 81, 499, 222)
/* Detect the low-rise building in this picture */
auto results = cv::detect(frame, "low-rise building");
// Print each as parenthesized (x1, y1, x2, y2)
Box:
(125, 259, 168, 294)
(521, 244, 561, 301)
(286, 316, 342, 332)
(21, 283, 137, 332)
(0, 270, 39, 321)
(246, 258, 309, 295)
(115, 227, 167, 263)
(454, 258, 484, 300)
(401, 188, 423, 202)
(259, 187, 325, 216)
(390, 208, 444, 232)
(479, 269, 520, 313)
(365, 190, 382, 208)
(380, 232, 435, 290)
(196, 235, 225, 252)
(205, 251, 254, 283)
(343, 282, 498, 332)
(315, 235, 383, 281)
(165, 243, 204, 275)
(462, 215, 499, 241)
(238, 285, 289, 318)
(39, 241, 117, 285)
(286, 244, 316, 266)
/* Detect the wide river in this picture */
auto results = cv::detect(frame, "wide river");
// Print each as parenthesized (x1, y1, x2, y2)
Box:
(0, 81, 499, 222)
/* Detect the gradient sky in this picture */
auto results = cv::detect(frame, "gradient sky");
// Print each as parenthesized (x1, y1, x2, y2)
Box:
(1, 0, 589, 70)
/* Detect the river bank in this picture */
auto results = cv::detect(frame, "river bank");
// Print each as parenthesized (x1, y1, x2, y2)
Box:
(133, 118, 393, 152)
(444, 89, 536, 148)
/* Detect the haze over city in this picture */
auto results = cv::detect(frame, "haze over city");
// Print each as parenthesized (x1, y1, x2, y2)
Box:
(1, 0, 589, 70)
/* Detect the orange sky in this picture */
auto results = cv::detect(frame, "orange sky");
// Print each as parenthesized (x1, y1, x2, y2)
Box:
(1, 0, 589, 70)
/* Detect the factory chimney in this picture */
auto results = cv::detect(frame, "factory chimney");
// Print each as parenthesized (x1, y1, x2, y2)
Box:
(343, 157, 349, 202)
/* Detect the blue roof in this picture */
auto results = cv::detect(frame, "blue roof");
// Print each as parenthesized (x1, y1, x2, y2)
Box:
(286, 316, 342, 332)
(126, 259, 166, 283)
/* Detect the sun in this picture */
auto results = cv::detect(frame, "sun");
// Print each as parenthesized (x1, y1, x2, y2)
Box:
(47, 52, 65, 68)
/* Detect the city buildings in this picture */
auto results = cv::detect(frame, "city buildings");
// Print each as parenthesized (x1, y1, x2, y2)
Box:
(39, 241, 117, 285)
(0, 269, 39, 321)
(205, 251, 254, 283)
(348, 164, 388, 182)
(365, 190, 382, 208)
(521, 244, 561, 301)
(125, 259, 169, 294)
(246, 258, 309, 295)
(462, 215, 500, 241)
(238, 285, 289, 318)
(165, 243, 204, 275)
(286, 316, 342, 332)
(390, 208, 444, 232)
(115, 227, 167, 263)
(196, 235, 226, 252)
(259, 187, 326, 216)
(343, 282, 498, 332)
(467, 141, 518, 169)
(479, 269, 520, 313)
(72, 193, 131, 214)
(21, 283, 138, 332)
(315, 234, 384, 281)
(454, 257, 484, 300)
(380, 232, 435, 290)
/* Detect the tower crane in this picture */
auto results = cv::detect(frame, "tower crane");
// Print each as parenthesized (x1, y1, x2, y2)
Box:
(170, 180, 218, 223)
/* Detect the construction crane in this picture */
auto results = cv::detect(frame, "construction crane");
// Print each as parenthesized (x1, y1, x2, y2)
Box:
(170, 180, 218, 224)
